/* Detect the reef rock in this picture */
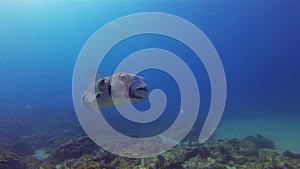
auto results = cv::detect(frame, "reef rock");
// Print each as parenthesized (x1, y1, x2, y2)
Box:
(0, 145, 22, 169)
(283, 150, 300, 159)
(40, 134, 300, 169)
(243, 134, 275, 149)
(10, 142, 34, 155)
(48, 136, 99, 163)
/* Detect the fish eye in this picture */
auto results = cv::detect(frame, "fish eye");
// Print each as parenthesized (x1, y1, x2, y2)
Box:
(120, 73, 127, 82)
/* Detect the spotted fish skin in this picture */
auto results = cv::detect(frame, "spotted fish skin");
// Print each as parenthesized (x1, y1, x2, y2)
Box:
(82, 72, 148, 110)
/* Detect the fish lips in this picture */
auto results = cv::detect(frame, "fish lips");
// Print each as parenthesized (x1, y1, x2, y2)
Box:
(129, 85, 149, 100)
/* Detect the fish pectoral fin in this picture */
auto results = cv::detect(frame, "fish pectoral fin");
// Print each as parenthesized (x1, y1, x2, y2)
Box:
(95, 91, 102, 98)
(96, 79, 105, 91)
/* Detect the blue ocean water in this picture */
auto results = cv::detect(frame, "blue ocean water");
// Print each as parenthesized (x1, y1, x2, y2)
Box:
(0, 0, 299, 157)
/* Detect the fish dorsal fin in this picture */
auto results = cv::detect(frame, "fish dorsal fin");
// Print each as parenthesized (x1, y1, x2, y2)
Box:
(86, 69, 102, 84)
(95, 70, 102, 82)
(85, 69, 102, 95)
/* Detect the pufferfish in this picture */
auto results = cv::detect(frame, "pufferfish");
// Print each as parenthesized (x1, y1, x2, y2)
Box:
(82, 72, 149, 111)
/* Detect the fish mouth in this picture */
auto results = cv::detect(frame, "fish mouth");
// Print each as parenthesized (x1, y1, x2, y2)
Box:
(137, 86, 148, 92)
(132, 86, 149, 99)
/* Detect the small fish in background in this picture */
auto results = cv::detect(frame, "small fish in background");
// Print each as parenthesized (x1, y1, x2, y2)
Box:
(82, 72, 149, 111)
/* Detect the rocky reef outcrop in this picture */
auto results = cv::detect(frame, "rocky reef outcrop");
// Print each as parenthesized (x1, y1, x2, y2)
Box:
(37, 134, 300, 169)
(0, 145, 22, 169)
(1, 134, 299, 168)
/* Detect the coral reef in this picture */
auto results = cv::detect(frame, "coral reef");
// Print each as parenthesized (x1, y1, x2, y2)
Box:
(10, 142, 34, 155)
(47, 136, 99, 163)
(32, 149, 50, 160)
(243, 134, 275, 149)
(0, 145, 22, 169)
(1, 134, 299, 168)
(37, 134, 300, 169)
